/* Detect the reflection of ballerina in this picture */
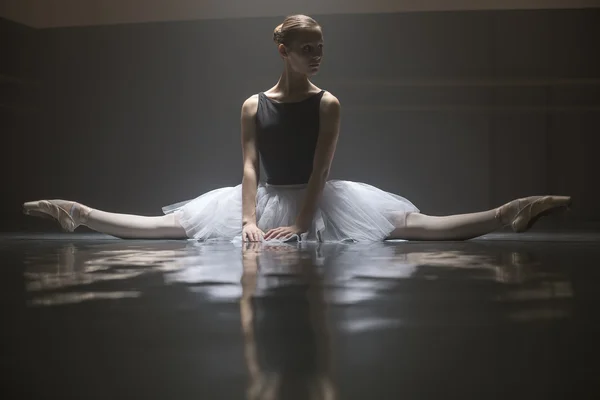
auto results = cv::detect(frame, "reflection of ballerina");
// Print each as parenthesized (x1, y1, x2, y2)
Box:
(23, 14, 571, 242)
(240, 243, 337, 400)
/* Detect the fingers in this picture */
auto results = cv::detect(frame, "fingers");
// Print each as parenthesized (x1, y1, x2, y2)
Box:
(261, 227, 299, 241)
(276, 232, 292, 240)
(243, 229, 265, 242)
(266, 228, 284, 240)
(254, 229, 264, 242)
(266, 228, 292, 240)
(264, 228, 276, 240)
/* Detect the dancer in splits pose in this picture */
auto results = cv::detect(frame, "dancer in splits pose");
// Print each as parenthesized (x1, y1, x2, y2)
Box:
(24, 15, 571, 242)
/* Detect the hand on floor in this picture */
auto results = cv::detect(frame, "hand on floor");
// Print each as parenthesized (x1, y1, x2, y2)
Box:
(242, 223, 265, 242)
(264, 225, 306, 241)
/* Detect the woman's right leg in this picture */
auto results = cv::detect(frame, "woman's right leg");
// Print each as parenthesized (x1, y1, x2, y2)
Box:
(24, 200, 188, 239)
(84, 208, 188, 239)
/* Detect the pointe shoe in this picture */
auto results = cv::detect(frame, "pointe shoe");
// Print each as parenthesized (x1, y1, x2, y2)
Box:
(23, 200, 89, 232)
(497, 195, 572, 233)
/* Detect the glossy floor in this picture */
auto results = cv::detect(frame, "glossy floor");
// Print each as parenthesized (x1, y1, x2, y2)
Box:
(2, 232, 600, 399)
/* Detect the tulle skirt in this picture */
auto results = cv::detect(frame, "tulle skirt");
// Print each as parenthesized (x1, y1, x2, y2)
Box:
(162, 180, 419, 243)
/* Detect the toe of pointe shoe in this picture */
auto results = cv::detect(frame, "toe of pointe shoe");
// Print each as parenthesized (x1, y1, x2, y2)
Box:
(22, 200, 77, 232)
(547, 195, 572, 213)
(23, 201, 37, 215)
(23, 201, 53, 222)
(512, 195, 572, 233)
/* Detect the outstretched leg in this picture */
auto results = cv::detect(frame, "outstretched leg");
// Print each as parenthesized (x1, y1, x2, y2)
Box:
(388, 195, 571, 241)
(84, 208, 187, 239)
(389, 209, 500, 241)
(23, 200, 188, 239)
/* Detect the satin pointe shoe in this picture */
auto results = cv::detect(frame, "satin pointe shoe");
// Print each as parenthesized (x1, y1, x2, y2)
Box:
(496, 195, 572, 233)
(23, 200, 89, 232)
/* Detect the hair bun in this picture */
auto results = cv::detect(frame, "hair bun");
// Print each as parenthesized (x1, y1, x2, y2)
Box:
(272, 16, 320, 46)
(273, 23, 283, 44)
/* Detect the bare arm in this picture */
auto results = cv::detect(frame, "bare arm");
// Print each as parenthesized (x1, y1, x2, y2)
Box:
(240, 95, 263, 241)
(295, 93, 341, 230)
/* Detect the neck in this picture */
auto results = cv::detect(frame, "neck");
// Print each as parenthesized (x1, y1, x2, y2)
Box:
(274, 63, 312, 95)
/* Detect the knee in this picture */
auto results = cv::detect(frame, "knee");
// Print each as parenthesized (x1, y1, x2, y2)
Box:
(385, 212, 423, 241)
(398, 212, 424, 229)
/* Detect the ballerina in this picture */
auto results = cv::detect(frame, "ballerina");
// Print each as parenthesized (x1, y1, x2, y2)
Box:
(23, 14, 571, 242)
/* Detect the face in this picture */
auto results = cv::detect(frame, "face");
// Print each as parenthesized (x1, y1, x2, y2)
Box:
(280, 27, 324, 76)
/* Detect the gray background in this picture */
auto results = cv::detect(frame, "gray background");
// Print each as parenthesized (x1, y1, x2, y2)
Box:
(2, 8, 599, 232)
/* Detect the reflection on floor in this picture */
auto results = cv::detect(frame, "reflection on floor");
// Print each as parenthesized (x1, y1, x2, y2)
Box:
(2, 232, 600, 399)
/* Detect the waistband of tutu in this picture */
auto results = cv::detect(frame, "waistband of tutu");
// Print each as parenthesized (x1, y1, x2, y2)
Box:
(265, 182, 308, 189)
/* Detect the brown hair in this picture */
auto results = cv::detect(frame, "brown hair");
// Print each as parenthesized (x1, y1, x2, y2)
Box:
(273, 15, 321, 46)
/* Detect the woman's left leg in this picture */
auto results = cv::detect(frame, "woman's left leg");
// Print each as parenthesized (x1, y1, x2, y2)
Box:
(388, 209, 501, 241)
(387, 195, 571, 241)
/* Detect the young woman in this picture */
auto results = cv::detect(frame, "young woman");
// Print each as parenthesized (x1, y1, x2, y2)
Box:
(23, 15, 571, 242)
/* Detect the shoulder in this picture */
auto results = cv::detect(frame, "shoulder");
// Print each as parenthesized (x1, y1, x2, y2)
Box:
(320, 91, 341, 116)
(241, 94, 260, 118)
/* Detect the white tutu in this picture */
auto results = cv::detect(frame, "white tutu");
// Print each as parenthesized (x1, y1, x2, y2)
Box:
(162, 180, 419, 243)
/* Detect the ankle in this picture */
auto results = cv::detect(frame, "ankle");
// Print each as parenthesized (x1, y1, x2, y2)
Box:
(496, 199, 519, 227)
(73, 203, 92, 224)
(494, 206, 505, 226)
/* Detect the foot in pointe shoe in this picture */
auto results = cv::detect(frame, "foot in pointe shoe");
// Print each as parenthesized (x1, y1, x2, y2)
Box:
(22, 200, 91, 232)
(496, 195, 572, 233)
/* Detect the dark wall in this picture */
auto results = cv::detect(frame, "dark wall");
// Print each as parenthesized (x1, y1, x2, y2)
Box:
(8, 9, 600, 232)
(2, 17, 37, 231)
